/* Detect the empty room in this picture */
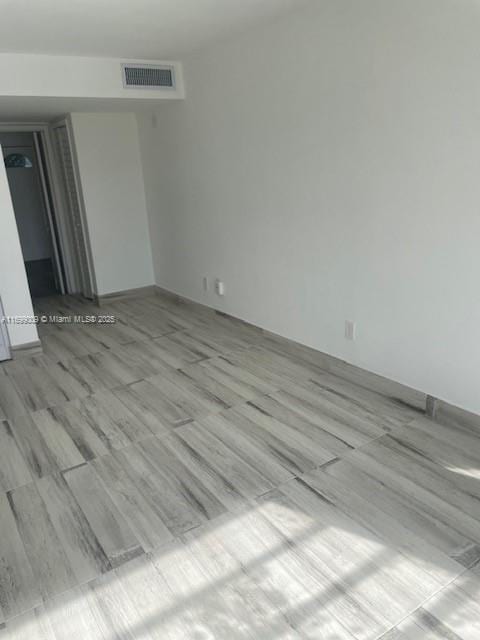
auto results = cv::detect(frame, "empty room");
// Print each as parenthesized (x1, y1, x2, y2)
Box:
(0, 0, 479, 638)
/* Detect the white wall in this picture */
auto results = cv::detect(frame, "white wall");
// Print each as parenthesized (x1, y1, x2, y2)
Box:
(0, 144, 39, 347)
(138, 0, 480, 414)
(0, 54, 184, 101)
(70, 112, 154, 295)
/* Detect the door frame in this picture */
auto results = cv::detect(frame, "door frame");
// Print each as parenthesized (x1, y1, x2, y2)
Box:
(0, 121, 93, 297)
(32, 131, 66, 293)
(0, 296, 11, 361)
(51, 116, 96, 299)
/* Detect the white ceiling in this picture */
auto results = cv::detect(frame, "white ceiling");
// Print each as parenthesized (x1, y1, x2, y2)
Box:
(0, 0, 304, 59)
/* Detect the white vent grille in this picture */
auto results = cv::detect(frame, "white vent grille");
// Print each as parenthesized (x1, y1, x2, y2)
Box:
(122, 64, 175, 89)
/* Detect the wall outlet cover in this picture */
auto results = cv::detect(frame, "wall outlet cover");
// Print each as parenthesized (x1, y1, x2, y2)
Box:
(215, 279, 225, 296)
(345, 320, 356, 341)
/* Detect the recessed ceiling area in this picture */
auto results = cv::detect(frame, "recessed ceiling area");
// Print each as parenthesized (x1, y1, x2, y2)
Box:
(0, 0, 305, 59)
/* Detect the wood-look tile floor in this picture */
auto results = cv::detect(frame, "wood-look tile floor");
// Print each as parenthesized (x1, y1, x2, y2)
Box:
(1, 293, 479, 639)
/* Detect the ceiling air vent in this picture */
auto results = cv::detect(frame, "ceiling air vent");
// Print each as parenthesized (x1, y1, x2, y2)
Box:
(122, 63, 175, 90)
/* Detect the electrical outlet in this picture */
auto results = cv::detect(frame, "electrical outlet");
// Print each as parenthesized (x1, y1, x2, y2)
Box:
(203, 276, 209, 292)
(215, 279, 225, 296)
(345, 320, 356, 341)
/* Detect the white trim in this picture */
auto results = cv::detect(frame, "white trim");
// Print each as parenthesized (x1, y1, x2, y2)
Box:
(42, 126, 78, 293)
(51, 117, 96, 297)
(0, 122, 52, 131)
(95, 284, 156, 305)
(10, 340, 42, 359)
(33, 131, 65, 294)
(0, 297, 11, 362)
(64, 115, 97, 297)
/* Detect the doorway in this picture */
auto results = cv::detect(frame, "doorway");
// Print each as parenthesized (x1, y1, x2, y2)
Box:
(1, 131, 65, 298)
(0, 122, 94, 305)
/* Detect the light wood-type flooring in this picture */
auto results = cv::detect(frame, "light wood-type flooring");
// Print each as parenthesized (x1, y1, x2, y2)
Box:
(0, 293, 479, 639)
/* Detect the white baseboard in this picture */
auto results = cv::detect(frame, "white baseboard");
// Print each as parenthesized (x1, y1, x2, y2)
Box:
(95, 285, 156, 306)
(11, 340, 43, 359)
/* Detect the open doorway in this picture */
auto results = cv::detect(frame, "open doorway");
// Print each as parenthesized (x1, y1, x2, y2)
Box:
(1, 130, 65, 298)
(0, 122, 94, 304)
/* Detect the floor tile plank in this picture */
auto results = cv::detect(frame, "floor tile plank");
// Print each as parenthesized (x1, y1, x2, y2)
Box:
(324, 458, 476, 564)
(0, 605, 55, 640)
(91, 453, 174, 552)
(176, 421, 277, 499)
(137, 437, 227, 522)
(32, 405, 108, 462)
(260, 479, 442, 624)
(0, 492, 41, 621)
(29, 411, 85, 472)
(7, 483, 76, 600)
(112, 385, 173, 436)
(0, 421, 33, 492)
(0, 371, 30, 420)
(63, 463, 144, 568)
(111, 445, 205, 536)
(9, 414, 60, 479)
(199, 412, 295, 487)
(36, 473, 111, 584)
